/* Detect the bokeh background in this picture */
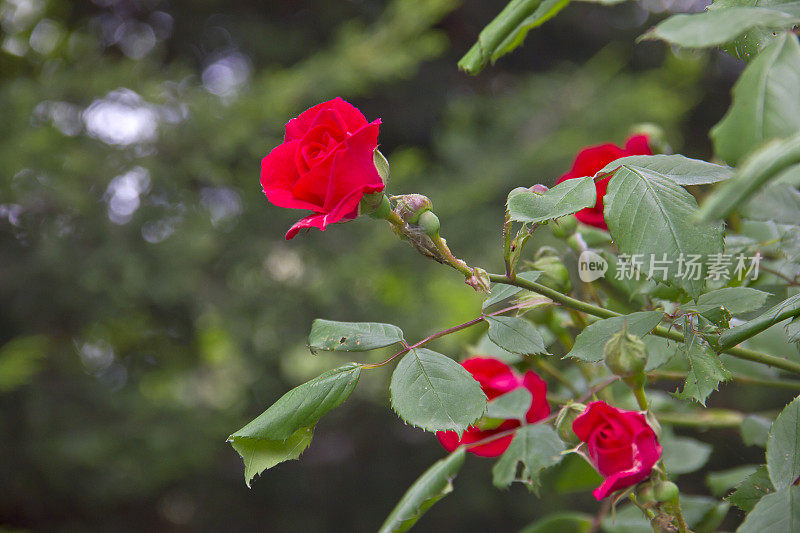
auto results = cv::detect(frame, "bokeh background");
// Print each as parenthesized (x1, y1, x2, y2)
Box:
(0, 0, 768, 531)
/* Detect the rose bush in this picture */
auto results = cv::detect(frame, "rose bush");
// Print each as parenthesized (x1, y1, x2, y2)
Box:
(555, 134, 651, 230)
(436, 357, 549, 457)
(260, 97, 385, 239)
(572, 401, 662, 500)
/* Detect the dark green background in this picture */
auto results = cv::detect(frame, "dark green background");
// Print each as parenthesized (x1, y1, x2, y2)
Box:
(0, 0, 752, 530)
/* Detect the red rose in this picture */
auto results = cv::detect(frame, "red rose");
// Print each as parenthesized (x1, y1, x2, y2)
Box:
(572, 401, 662, 500)
(260, 98, 384, 239)
(556, 134, 652, 230)
(436, 357, 550, 457)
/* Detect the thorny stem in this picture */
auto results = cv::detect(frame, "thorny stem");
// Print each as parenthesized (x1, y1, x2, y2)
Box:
(487, 272, 800, 376)
(361, 303, 521, 369)
(649, 370, 800, 390)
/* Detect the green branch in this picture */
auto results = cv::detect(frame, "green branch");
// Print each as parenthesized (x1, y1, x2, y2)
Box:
(488, 272, 800, 376)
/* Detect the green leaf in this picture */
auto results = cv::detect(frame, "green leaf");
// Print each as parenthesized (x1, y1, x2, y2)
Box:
(742, 414, 773, 447)
(743, 183, 800, 225)
(492, 425, 565, 491)
(378, 448, 466, 533)
(788, 317, 800, 343)
(228, 363, 362, 485)
(639, 8, 800, 49)
(738, 485, 800, 532)
(701, 134, 800, 223)
(700, 134, 800, 223)
(766, 395, 800, 489)
(546, 453, 603, 494)
(469, 333, 523, 364)
(706, 465, 759, 496)
(483, 271, 544, 310)
(458, 0, 571, 75)
(644, 335, 679, 371)
(727, 465, 775, 511)
(661, 431, 712, 475)
(566, 311, 664, 363)
(390, 348, 487, 433)
(507, 177, 596, 224)
(684, 287, 771, 318)
(229, 427, 314, 488)
(308, 319, 404, 352)
(485, 388, 532, 420)
(719, 292, 800, 349)
(518, 512, 593, 533)
(485, 315, 547, 356)
(711, 33, 800, 166)
(674, 324, 731, 405)
(709, 0, 800, 60)
(604, 166, 724, 298)
(483, 284, 523, 310)
(598, 154, 734, 186)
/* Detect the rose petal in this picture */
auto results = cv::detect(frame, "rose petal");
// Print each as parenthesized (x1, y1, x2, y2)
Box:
(521, 371, 550, 423)
(284, 97, 368, 142)
(555, 135, 652, 230)
(283, 186, 367, 240)
(591, 428, 662, 500)
(462, 357, 522, 399)
(625, 134, 652, 154)
(322, 120, 384, 212)
(261, 140, 323, 212)
(436, 420, 520, 458)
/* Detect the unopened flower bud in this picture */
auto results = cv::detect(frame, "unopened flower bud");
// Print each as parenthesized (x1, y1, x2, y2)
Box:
(566, 232, 588, 253)
(637, 482, 656, 505)
(417, 210, 440, 237)
(531, 252, 571, 294)
(551, 215, 578, 239)
(603, 327, 648, 388)
(394, 194, 433, 224)
(653, 480, 680, 504)
(555, 402, 585, 446)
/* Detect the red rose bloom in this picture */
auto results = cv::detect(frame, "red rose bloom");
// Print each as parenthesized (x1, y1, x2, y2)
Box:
(436, 357, 550, 457)
(260, 97, 384, 240)
(556, 134, 652, 230)
(572, 401, 662, 500)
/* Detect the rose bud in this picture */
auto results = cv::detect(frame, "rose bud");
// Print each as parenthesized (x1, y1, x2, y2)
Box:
(260, 97, 385, 239)
(531, 250, 571, 294)
(572, 401, 662, 500)
(393, 194, 433, 224)
(437, 357, 550, 457)
(653, 480, 680, 504)
(417, 210, 440, 237)
(551, 215, 579, 239)
(603, 327, 648, 389)
(555, 135, 652, 230)
(555, 402, 586, 446)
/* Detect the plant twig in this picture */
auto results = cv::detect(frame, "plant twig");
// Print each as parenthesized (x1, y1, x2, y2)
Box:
(488, 272, 800, 376)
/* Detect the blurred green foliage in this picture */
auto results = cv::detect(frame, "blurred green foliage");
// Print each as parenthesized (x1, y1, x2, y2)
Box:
(0, 0, 757, 530)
